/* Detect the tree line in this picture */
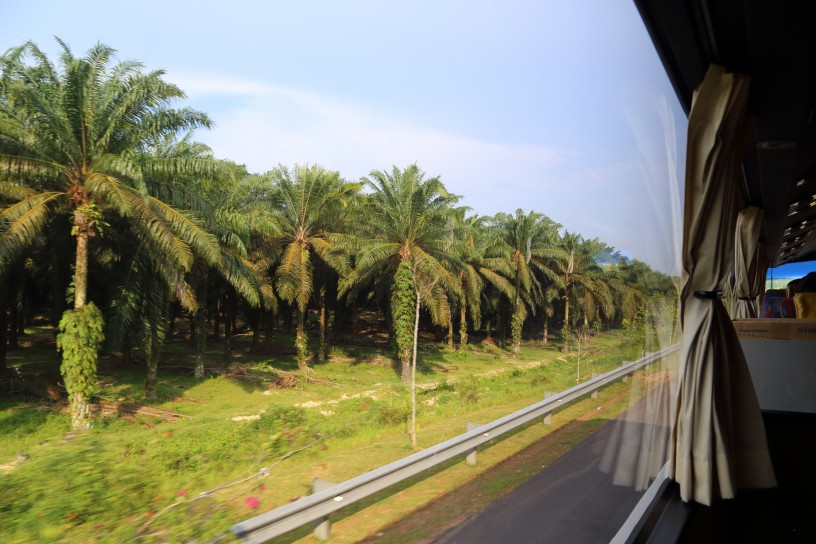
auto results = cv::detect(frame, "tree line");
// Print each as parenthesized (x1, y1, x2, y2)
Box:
(0, 41, 677, 428)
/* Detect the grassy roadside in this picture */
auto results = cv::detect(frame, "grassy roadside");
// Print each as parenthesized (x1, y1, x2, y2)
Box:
(0, 328, 667, 543)
(287, 368, 670, 544)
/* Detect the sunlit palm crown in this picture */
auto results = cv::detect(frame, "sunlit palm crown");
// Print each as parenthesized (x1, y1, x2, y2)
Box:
(268, 164, 359, 311)
(487, 209, 565, 316)
(555, 231, 615, 322)
(0, 40, 239, 309)
(344, 164, 466, 302)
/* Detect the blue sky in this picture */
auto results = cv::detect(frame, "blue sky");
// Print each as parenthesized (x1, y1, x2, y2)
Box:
(767, 261, 816, 283)
(0, 0, 687, 273)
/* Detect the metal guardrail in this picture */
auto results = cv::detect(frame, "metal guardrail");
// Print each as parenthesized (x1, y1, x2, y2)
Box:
(231, 344, 680, 543)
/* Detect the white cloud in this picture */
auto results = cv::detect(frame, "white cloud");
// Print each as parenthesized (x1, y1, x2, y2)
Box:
(172, 72, 564, 211)
(171, 72, 683, 273)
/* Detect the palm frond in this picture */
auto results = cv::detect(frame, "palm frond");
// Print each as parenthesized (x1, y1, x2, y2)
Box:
(0, 192, 61, 271)
(0, 180, 36, 202)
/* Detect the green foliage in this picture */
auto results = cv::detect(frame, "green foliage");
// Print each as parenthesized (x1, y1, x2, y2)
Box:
(0, 437, 233, 543)
(511, 312, 523, 350)
(125, 405, 310, 475)
(0, 407, 70, 458)
(560, 327, 573, 352)
(251, 405, 309, 433)
(70, 202, 109, 237)
(0, 328, 652, 542)
(435, 377, 456, 392)
(390, 259, 416, 363)
(375, 395, 412, 426)
(57, 303, 105, 425)
(457, 376, 482, 405)
(0, 440, 147, 541)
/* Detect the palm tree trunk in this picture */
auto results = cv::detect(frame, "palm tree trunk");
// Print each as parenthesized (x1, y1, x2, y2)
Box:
(144, 291, 167, 402)
(64, 227, 93, 429)
(319, 287, 328, 361)
(145, 353, 159, 401)
(447, 319, 454, 349)
(497, 307, 506, 347)
(167, 304, 176, 342)
(512, 271, 521, 354)
(15, 274, 26, 339)
(543, 319, 549, 346)
(410, 287, 421, 449)
(223, 311, 232, 363)
(243, 294, 261, 352)
(392, 259, 415, 383)
(74, 229, 89, 310)
(250, 313, 260, 352)
(222, 290, 234, 363)
(512, 313, 521, 354)
(213, 297, 221, 340)
(563, 295, 570, 328)
(265, 310, 276, 345)
(7, 289, 18, 350)
(193, 272, 207, 378)
(296, 307, 309, 373)
(459, 305, 467, 350)
(0, 298, 7, 372)
(194, 307, 206, 378)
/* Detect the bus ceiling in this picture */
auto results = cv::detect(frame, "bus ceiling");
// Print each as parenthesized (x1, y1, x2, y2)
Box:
(634, 0, 816, 266)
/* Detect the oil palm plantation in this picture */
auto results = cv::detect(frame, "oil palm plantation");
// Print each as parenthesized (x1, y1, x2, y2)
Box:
(0, 40, 230, 427)
(107, 140, 269, 397)
(452, 213, 516, 349)
(490, 209, 563, 353)
(267, 164, 359, 373)
(341, 165, 464, 382)
(555, 232, 614, 340)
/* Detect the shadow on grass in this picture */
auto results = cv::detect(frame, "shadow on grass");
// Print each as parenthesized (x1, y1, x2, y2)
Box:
(0, 404, 68, 436)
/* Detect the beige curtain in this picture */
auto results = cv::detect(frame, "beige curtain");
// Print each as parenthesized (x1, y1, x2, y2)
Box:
(669, 65, 776, 505)
(733, 206, 765, 318)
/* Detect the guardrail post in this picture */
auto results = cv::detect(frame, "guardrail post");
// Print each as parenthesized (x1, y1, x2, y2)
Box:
(591, 374, 599, 399)
(312, 478, 336, 541)
(466, 423, 481, 465)
(543, 392, 555, 425)
(621, 362, 631, 382)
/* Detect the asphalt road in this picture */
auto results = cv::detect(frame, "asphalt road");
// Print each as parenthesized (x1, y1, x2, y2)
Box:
(434, 385, 671, 544)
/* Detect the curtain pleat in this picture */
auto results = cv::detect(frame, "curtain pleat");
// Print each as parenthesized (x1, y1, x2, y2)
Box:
(734, 206, 765, 318)
(669, 64, 776, 505)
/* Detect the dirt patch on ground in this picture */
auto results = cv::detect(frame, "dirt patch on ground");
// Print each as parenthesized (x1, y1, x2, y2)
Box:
(296, 389, 383, 408)
(477, 359, 545, 379)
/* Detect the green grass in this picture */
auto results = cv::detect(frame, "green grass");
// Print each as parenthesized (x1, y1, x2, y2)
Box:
(0, 327, 664, 543)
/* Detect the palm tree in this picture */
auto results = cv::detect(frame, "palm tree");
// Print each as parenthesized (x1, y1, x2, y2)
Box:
(267, 164, 358, 373)
(555, 232, 614, 342)
(489, 210, 563, 353)
(107, 141, 268, 398)
(341, 165, 463, 382)
(450, 213, 516, 349)
(0, 40, 229, 427)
